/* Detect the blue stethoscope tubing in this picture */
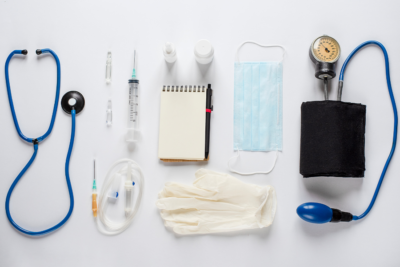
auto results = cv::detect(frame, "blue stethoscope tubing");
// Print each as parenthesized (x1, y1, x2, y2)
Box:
(4, 49, 75, 236)
(340, 41, 398, 220)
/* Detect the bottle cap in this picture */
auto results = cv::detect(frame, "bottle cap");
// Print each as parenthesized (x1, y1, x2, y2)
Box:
(163, 42, 176, 57)
(194, 39, 214, 58)
(163, 42, 177, 63)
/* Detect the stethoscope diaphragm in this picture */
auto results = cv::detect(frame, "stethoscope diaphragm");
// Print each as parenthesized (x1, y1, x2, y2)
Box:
(61, 91, 85, 114)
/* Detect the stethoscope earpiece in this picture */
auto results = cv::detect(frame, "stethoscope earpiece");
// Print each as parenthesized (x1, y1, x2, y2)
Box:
(61, 91, 85, 114)
(20, 49, 43, 56)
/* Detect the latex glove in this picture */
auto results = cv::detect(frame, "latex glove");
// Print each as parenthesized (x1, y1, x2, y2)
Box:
(156, 169, 277, 235)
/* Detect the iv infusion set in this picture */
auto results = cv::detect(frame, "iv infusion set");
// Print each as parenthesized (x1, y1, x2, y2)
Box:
(297, 36, 398, 224)
(126, 50, 139, 143)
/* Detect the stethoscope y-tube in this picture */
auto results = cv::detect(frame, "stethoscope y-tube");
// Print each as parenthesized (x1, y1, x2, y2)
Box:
(4, 49, 84, 236)
(297, 41, 398, 224)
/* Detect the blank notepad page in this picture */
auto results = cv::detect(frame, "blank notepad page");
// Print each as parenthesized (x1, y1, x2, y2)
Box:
(158, 90, 206, 160)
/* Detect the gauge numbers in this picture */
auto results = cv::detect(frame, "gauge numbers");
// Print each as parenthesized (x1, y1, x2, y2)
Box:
(312, 36, 340, 63)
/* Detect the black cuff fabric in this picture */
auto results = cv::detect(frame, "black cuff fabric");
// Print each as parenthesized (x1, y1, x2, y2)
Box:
(300, 101, 366, 178)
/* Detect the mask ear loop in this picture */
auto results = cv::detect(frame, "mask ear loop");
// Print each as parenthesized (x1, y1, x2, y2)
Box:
(228, 149, 278, 176)
(229, 41, 285, 175)
(235, 41, 286, 63)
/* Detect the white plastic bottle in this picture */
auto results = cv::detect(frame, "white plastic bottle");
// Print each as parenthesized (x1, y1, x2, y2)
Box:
(194, 39, 214, 64)
(163, 42, 177, 63)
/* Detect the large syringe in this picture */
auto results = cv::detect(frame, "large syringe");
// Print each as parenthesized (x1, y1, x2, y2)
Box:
(126, 50, 139, 143)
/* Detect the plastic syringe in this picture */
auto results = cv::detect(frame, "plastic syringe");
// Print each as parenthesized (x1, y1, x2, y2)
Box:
(126, 50, 139, 143)
(92, 160, 98, 217)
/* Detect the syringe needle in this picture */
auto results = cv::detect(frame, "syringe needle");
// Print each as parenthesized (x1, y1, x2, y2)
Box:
(132, 50, 136, 79)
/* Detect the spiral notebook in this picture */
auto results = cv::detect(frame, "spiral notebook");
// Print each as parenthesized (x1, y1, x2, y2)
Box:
(158, 85, 209, 162)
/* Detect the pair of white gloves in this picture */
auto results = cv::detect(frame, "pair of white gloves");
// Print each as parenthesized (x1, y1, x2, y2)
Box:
(156, 169, 277, 235)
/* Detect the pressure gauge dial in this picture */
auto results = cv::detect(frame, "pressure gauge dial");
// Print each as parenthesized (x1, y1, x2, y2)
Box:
(311, 36, 340, 63)
(309, 35, 341, 79)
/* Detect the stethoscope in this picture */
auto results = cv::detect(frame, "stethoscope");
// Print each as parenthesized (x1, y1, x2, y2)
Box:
(297, 41, 398, 224)
(4, 48, 85, 236)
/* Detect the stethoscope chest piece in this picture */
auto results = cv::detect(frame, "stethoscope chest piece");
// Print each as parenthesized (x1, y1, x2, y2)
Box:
(61, 91, 85, 114)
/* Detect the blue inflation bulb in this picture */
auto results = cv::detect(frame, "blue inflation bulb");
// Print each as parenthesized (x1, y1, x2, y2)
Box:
(297, 202, 333, 224)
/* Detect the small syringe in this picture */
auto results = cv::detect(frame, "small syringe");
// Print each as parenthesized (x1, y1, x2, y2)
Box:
(92, 160, 98, 217)
(126, 50, 139, 143)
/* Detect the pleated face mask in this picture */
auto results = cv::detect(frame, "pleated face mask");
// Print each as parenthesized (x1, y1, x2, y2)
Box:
(229, 41, 285, 175)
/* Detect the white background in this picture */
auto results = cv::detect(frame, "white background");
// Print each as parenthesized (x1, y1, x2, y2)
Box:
(0, 0, 399, 266)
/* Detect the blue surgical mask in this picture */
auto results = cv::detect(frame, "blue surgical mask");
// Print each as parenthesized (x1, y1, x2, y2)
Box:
(229, 42, 285, 175)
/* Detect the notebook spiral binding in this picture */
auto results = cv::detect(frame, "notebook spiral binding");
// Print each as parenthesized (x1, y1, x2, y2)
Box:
(162, 85, 206, 93)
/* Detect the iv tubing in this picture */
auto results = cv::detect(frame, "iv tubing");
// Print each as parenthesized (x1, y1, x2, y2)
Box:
(339, 41, 398, 221)
(96, 159, 144, 235)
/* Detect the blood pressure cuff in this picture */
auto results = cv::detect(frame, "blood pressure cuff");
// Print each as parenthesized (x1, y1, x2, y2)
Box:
(300, 101, 366, 178)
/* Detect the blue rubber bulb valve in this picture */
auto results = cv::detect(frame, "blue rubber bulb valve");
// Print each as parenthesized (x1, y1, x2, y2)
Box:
(297, 202, 353, 224)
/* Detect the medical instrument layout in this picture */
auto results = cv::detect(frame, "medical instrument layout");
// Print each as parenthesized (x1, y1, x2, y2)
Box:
(92, 160, 98, 217)
(105, 51, 112, 83)
(95, 159, 144, 235)
(126, 50, 139, 143)
(297, 41, 398, 224)
(2, 35, 397, 244)
(4, 48, 85, 236)
(309, 35, 341, 100)
(106, 99, 112, 126)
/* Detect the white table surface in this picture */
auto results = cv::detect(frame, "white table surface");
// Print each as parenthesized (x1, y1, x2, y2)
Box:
(1, 0, 399, 266)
